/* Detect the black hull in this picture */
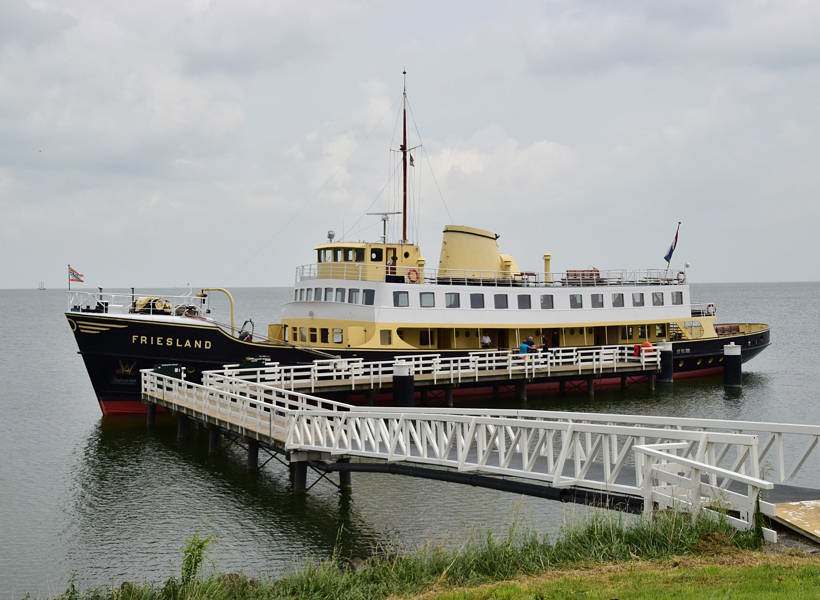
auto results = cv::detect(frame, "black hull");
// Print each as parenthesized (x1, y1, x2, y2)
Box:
(66, 312, 770, 414)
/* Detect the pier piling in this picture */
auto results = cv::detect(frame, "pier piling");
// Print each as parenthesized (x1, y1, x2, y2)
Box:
(176, 414, 189, 439)
(146, 403, 156, 426)
(208, 428, 220, 455)
(247, 439, 259, 471)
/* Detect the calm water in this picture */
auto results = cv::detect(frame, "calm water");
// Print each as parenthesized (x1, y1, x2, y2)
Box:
(0, 283, 818, 598)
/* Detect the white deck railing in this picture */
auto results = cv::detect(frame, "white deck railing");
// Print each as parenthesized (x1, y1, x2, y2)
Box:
(213, 345, 660, 392)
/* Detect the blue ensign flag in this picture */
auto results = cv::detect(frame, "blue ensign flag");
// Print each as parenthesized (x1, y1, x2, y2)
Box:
(664, 222, 681, 265)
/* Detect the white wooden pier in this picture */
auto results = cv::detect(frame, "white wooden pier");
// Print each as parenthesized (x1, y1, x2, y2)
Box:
(141, 356, 820, 544)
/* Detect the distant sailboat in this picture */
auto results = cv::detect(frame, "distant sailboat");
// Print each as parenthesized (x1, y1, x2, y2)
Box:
(38, 281, 46, 290)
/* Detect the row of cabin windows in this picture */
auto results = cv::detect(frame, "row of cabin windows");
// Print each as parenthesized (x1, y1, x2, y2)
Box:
(622, 324, 668, 339)
(392, 290, 685, 309)
(318, 248, 390, 263)
(296, 287, 376, 305)
(288, 326, 345, 344)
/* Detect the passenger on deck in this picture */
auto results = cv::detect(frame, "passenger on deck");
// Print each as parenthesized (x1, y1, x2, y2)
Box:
(481, 333, 491, 348)
(520, 336, 538, 355)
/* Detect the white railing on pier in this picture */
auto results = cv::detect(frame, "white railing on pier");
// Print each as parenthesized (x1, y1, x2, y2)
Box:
(214, 345, 660, 392)
(141, 367, 820, 540)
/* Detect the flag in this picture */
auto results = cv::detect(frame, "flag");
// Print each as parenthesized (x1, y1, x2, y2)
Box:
(68, 265, 84, 283)
(663, 222, 681, 265)
(409, 153, 414, 167)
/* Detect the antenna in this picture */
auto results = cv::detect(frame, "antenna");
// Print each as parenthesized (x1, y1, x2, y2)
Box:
(367, 211, 401, 243)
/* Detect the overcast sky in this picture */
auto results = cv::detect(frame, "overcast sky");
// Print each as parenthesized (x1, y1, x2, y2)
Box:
(3, 0, 819, 290)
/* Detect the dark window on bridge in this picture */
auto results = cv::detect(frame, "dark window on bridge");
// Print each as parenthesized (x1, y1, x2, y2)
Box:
(612, 293, 624, 307)
(540, 294, 554, 309)
(570, 294, 583, 309)
(652, 292, 664, 306)
(420, 292, 435, 308)
(494, 294, 508, 309)
(632, 292, 644, 307)
(320, 328, 329, 343)
(446, 292, 460, 308)
(363, 289, 375, 305)
(348, 289, 360, 304)
(393, 291, 409, 307)
(672, 291, 683, 305)
(591, 293, 604, 308)
(335, 288, 345, 302)
(470, 293, 485, 308)
(517, 294, 531, 309)
(655, 324, 667, 337)
(324, 287, 333, 301)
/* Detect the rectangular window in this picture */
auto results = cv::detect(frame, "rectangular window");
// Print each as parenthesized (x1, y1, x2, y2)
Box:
(320, 328, 329, 343)
(309, 328, 317, 343)
(332, 328, 343, 343)
(517, 294, 532, 309)
(335, 288, 345, 303)
(570, 294, 583, 309)
(298, 288, 305, 301)
(672, 291, 683, 305)
(370, 248, 383, 262)
(540, 294, 554, 309)
(314, 287, 322, 300)
(620, 325, 634, 340)
(445, 292, 460, 308)
(300, 327, 307, 342)
(470, 293, 485, 308)
(305, 288, 313, 302)
(324, 287, 333, 301)
(292, 329, 298, 342)
(632, 292, 644, 307)
(380, 329, 392, 345)
(494, 294, 508, 309)
(420, 330, 431, 346)
(638, 325, 648, 338)
(420, 292, 435, 308)
(348, 289, 360, 304)
(612, 293, 624, 308)
(294, 290, 298, 301)
(393, 291, 409, 307)
(363, 289, 375, 305)
(652, 292, 664, 306)
(655, 324, 667, 337)
(591, 293, 604, 308)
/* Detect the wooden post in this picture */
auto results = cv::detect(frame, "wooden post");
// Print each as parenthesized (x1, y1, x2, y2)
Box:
(146, 403, 156, 426)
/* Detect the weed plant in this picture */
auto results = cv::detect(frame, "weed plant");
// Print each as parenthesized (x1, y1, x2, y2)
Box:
(50, 510, 766, 600)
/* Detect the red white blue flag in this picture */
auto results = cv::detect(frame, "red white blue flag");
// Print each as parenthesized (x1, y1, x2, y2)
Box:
(663, 222, 681, 265)
(68, 265, 84, 283)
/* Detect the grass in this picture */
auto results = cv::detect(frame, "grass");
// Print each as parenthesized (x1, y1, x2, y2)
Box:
(43, 511, 818, 600)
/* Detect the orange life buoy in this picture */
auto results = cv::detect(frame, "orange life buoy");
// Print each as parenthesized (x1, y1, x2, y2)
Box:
(407, 268, 419, 283)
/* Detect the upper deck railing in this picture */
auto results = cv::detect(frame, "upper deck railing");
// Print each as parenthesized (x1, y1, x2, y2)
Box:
(67, 290, 212, 318)
(296, 264, 687, 288)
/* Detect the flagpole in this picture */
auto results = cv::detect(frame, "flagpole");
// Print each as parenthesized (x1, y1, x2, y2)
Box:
(68, 264, 71, 291)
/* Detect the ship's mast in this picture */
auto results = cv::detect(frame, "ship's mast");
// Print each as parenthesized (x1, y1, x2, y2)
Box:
(401, 70, 408, 244)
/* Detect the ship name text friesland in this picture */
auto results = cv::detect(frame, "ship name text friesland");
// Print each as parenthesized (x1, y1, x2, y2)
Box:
(131, 335, 212, 349)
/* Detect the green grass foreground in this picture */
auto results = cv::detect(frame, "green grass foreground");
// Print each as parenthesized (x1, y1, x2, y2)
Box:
(45, 512, 818, 600)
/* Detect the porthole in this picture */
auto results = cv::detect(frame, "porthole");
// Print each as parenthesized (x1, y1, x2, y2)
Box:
(677, 361, 684, 368)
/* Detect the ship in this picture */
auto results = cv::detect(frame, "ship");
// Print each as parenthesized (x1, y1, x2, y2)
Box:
(66, 78, 770, 414)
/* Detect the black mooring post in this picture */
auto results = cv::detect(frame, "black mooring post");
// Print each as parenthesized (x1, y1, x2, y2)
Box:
(146, 403, 156, 426)
(723, 343, 742, 388)
(291, 461, 307, 493)
(658, 341, 674, 383)
(393, 361, 414, 406)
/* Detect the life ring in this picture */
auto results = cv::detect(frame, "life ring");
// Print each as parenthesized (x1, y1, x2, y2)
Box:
(407, 268, 419, 283)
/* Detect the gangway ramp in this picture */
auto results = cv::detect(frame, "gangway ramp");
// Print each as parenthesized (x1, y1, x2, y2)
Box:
(141, 365, 820, 545)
